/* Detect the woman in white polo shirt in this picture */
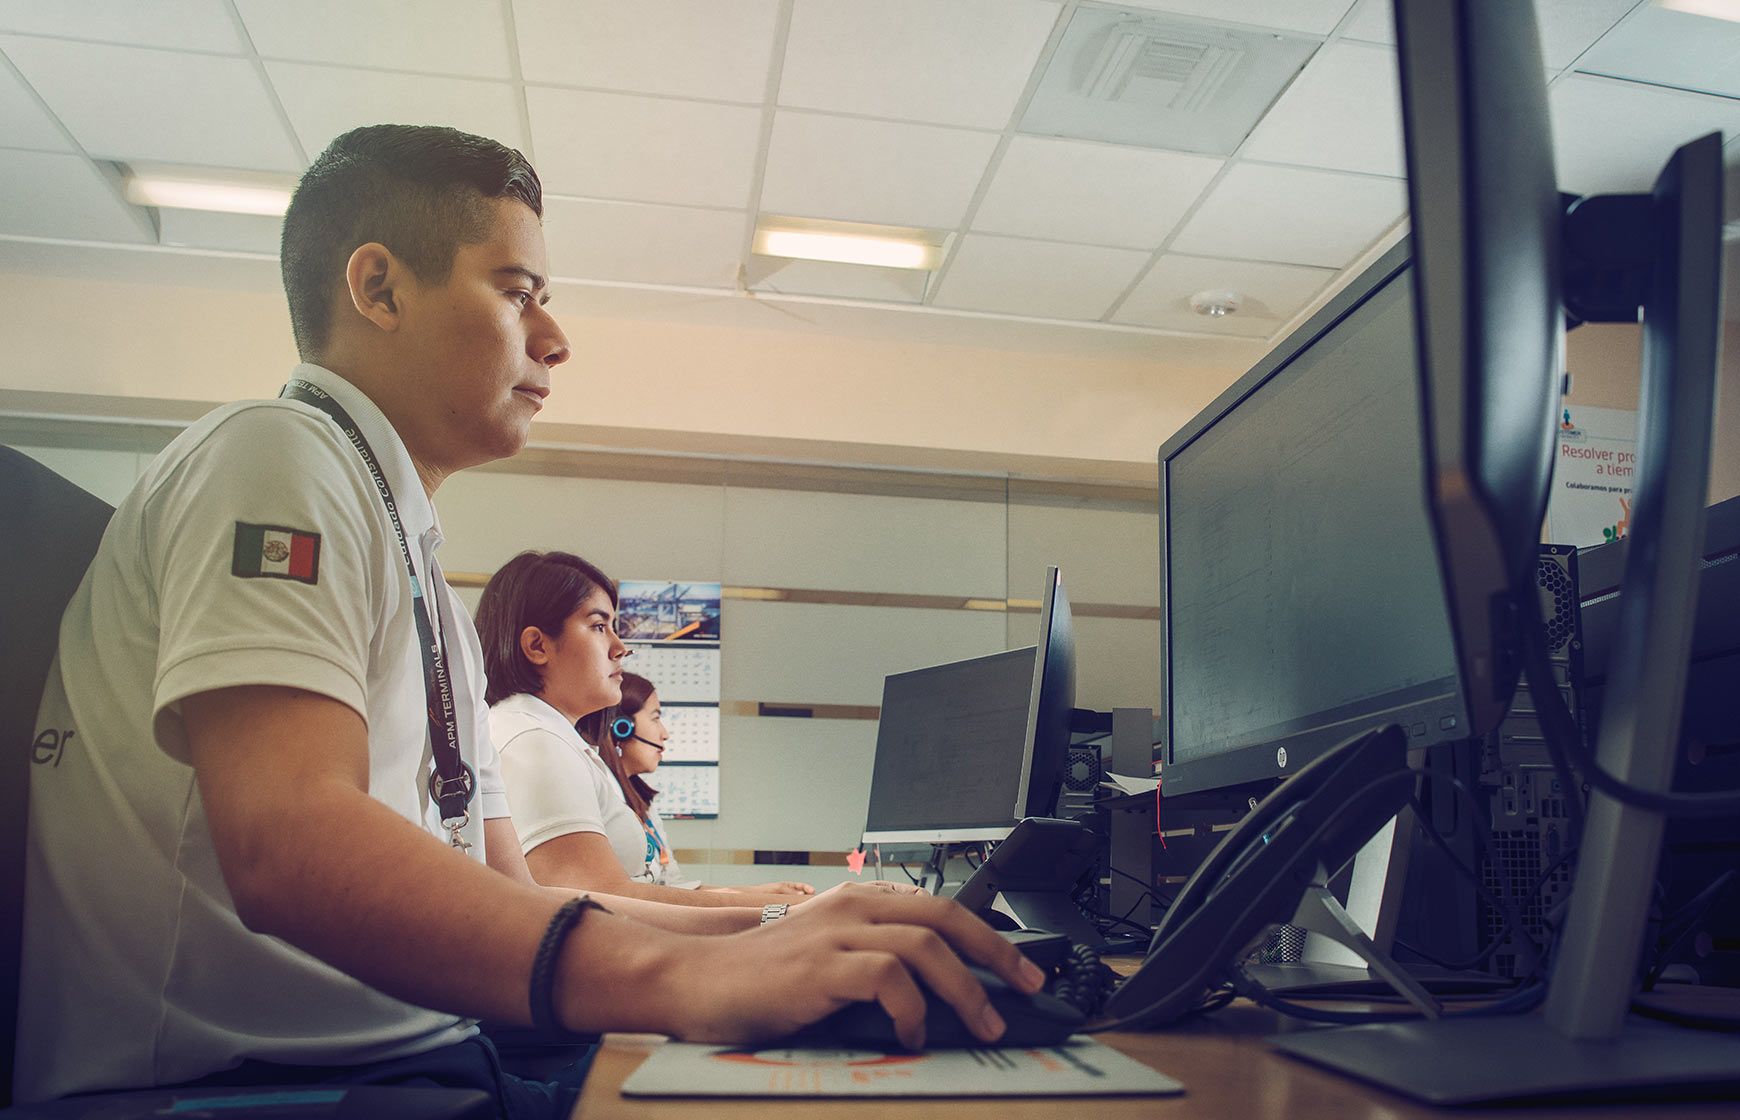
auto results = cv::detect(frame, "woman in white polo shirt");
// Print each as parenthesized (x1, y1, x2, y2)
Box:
(593, 669, 786, 892)
(476, 551, 812, 907)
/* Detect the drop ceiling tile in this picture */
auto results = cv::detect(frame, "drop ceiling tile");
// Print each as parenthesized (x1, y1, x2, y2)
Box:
(0, 0, 245, 52)
(0, 147, 150, 241)
(1113, 253, 1335, 336)
(1, 36, 301, 170)
(268, 62, 526, 166)
(514, 0, 778, 102)
(1114, 0, 1358, 36)
(1574, 5, 1740, 99)
(1550, 74, 1740, 197)
(779, 0, 1059, 129)
(1170, 162, 1405, 267)
(971, 135, 1220, 248)
(761, 112, 997, 230)
(1341, 0, 1394, 44)
(931, 234, 1150, 320)
(236, 0, 512, 78)
(748, 257, 928, 303)
(0, 57, 72, 151)
(527, 87, 761, 208)
(1241, 42, 1403, 178)
(1536, 0, 1638, 71)
(543, 197, 744, 288)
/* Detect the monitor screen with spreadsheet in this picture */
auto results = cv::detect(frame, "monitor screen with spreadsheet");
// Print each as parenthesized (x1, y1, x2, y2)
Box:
(1156, 241, 1463, 796)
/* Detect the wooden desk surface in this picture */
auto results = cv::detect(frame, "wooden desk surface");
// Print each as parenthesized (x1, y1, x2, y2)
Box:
(574, 1004, 1740, 1119)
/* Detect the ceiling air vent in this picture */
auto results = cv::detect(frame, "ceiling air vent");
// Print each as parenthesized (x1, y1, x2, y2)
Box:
(1023, 6, 1320, 156)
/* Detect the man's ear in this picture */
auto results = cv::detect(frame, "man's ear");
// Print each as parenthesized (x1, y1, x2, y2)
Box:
(519, 625, 551, 666)
(344, 242, 405, 332)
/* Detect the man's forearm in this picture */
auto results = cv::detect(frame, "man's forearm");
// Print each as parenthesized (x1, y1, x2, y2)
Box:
(586, 890, 760, 933)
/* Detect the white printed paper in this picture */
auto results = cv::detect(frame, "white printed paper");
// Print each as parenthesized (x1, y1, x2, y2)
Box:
(626, 644, 721, 704)
(650, 764, 719, 818)
(659, 705, 719, 763)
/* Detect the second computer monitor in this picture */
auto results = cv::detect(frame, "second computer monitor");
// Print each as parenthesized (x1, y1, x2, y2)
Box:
(861, 646, 1037, 846)
(1157, 242, 1466, 797)
(1013, 566, 1075, 820)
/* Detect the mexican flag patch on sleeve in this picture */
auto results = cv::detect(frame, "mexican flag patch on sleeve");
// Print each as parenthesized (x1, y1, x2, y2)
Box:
(232, 522, 321, 585)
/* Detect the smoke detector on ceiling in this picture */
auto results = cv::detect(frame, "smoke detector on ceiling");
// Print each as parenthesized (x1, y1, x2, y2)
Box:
(1190, 289, 1242, 317)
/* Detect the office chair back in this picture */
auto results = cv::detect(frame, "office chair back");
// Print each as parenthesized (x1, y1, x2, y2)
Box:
(0, 448, 493, 1118)
(0, 446, 115, 1108)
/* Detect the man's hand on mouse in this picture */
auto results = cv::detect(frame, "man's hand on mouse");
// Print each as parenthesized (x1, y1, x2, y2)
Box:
(659, 890, 1047, 1050)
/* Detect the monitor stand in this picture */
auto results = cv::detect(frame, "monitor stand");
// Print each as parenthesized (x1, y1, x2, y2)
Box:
(1239, 860, 1445, 1020)
(1247, 813, 1509, 998)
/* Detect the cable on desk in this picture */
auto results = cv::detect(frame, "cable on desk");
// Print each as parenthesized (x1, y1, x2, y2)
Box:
(1643, 870, 1736, 991)
(1395, 844, 1574, 974)
(1107, 865, 1176, 911)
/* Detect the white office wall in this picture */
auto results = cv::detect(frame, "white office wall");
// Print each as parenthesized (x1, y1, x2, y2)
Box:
(435, 468, 729, 582)
(1006, 495, 1161, 606)
(720, 485, 1007, 597)
(13, 445, 149, 507)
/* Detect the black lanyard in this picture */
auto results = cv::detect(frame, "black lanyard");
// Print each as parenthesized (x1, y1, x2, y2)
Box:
(280, 379, 476, 850)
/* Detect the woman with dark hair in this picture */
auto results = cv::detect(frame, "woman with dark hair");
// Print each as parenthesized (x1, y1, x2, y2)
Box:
(592, 671, 811, 898)
(476, 551, 809, 907)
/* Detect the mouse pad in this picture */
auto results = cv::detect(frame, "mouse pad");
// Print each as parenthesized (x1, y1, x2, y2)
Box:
(620, 1037, 1184, 1098)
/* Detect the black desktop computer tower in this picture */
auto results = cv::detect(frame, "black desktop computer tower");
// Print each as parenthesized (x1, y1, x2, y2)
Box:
(1477, 544, 1584, 978)
(1391, 545, 1585, 981)
(1402, 497, 1740, 985)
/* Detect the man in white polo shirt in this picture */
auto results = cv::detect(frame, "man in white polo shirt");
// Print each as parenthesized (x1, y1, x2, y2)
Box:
(18, 124, 1042, 1113)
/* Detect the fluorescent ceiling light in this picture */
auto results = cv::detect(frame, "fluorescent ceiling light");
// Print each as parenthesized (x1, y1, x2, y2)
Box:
(1655, 0, 1740, 21)
(753, 217, 947, 271)
(121, 164, 295, 216)
(759, 230, 927, 269)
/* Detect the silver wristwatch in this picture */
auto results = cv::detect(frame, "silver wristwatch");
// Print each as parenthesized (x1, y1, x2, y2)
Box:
(760, 903, 788, 925)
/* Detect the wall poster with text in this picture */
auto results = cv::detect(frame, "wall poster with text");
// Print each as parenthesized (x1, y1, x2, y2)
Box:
(1546, 404, 1638, 549)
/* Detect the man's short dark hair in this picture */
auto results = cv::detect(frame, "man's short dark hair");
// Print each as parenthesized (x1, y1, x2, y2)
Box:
(281, 124, 543, 360)
(476, 551, 617, 707)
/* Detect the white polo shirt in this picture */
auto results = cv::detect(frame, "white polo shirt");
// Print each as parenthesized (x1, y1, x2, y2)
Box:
(17, 365, 510, 1103)
(490, 693, 648, 879)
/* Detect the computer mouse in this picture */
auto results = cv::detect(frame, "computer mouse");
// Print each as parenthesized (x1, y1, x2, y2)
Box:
(787, 965, 1086, 1051)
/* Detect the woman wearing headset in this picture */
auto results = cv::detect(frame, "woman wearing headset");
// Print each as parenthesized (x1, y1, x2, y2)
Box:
(476, 550, 814, 907)
(594, 670, 809, 897)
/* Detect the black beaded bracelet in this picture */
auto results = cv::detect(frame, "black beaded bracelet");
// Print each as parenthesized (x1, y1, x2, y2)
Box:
(529, 896, 602, 1034)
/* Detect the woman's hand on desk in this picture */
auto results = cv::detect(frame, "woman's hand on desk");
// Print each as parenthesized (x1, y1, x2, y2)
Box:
(807, 879, 926, 900)
(653, 891, 1046, 1051)
(709, 880, 815, 897)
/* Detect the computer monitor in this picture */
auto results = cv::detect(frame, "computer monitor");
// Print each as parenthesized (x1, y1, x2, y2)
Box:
(860, 646, 1037, 845)
(1012, 566, 1076, 820)
(1157, 241, 1464, 799)
(1267, 0, 1737, 1103)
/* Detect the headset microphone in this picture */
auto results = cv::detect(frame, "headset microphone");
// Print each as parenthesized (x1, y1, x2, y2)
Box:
(610, 716, 664, 751)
